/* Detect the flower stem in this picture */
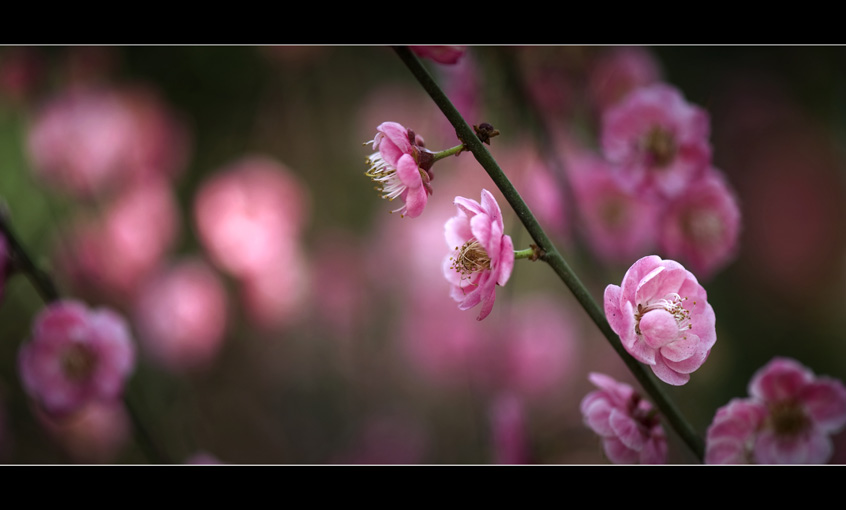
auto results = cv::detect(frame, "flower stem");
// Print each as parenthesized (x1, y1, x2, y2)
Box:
(431, 144, 466, 163)
(513, 247, 535, 260)
(393, 45, 705, 462)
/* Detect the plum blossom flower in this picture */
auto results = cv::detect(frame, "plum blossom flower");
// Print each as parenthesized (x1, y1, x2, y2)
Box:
(658, 169, 741, 279)
(365, 121, 433, 218)
(706, 357, 846, 464)
(18, 300, 135, 418)
(409, 46, 466, 65)
(604, 255, 716, 385)
(601, 83, 711, 198)
(587, 46, 663, 113)
(443, 189, 515, 321)
(580, 372, 667, 464)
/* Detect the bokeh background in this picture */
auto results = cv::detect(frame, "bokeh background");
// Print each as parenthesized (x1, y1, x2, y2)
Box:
(0, 45, 845, 464)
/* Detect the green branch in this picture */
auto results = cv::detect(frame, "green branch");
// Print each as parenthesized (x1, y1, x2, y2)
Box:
(393, 45, 705, 462)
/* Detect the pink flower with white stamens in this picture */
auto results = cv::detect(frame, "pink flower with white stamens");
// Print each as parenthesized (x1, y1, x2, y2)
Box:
(580, 372, 667, 464)
(604, 255, 716, 385)
(601, 83, 711, 198)
(18, 300, 135, 418)
(365, 121, 432, 218)
(443, 189, 515, 321)
(706, 358, 846, 464)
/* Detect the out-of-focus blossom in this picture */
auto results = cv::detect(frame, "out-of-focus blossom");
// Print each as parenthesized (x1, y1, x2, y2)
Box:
(133, 258, 228, 373)
(409, 45, 466, 65)
(569, 151, 658, 263)
(435, 49, 480, 126)
(239, 246, 310, 332)
(193, 155, 309, 279)
(587, 46, 663, 113)
(26, 85, 189, 198)
(54, 178, 180, 304)
(604, 255, 716, 386)
(706, 358, 846, 464)
(490, 393, 530, 464)
(37, 400, 131, 463)
(498, 296, 579, 399)
(601, 83, 711, 199)
(19, 300, 135, 418)
(443, 189, 515, 321)
(365, 121, 432, 219)
(515, 46, 585, 125)
(580, 372, 667, 464)
(658, 169, 741, 279)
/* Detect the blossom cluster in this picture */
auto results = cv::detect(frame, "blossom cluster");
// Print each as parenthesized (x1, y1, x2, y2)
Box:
(570, 81, 741, 280)
(705, 357, 846, 464)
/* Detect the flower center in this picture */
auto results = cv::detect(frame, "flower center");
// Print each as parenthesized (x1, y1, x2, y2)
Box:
(61, 342, 98, 382)
(449, 240, 491, 282)
(365, 153, 407, 202)
(634, 293, 693, 336)
(641, 126, 677, 168)
(768, 400, 811, 437)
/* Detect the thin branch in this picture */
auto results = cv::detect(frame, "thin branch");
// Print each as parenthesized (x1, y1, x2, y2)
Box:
(393, 46, 705, 461)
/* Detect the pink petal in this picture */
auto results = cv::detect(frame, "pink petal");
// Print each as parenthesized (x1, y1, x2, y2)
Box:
(395, 153, 422, 189)
(609, 408, 645, 451)
(496, 234, 514, 286)
(469, 212, 492, 248)
(639, 309, 679, 349)
(659, 332, 700, 362)
(799, 379, 846, 431)
(602, 437, 639, 464)
(650, 357, 690, 386)
(444, 214, 472, 251)
(453, 196, 484, 217)
(636, 267, 687, 305)
(662, 344, 709, 374)
(604, 285, 627, 336)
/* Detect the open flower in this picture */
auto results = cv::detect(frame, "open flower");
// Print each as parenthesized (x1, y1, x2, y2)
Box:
(580, 372, 667, 464)
(18, 300, 135, 418)
(365, 121, 432, 218)
(601, 83, 711, 199)
(604, 255, 716, 385)
(706, 357, 846, 464)
(443, 189, 514, 321)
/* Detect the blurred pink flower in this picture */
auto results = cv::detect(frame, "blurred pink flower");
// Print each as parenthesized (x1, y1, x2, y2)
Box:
(601, 83, 711, 199)
(54, 178, 180, 304)
(443, 189, 515, 321)
(239, 246, 310, 332)
(568, 150, 658, 263)
(706, 358, 846, 464)
(587, 46, 663, 112)
(498, 296, 579, 399)
(365, 121, 432, 218)
(19, 300, 136, 418)
(26, 85, 189, 198)
(704, 397, 766, 464)
(658, 169, 741, 280)
(490, 393, 530, 464)
(133, 258, 228, 373)
(193, 155, 310, 279)
(409, 45, 466, 65)
(604, 255, 716, 385)
(38, 400, 131, 463)
(580, 372, 667, 464)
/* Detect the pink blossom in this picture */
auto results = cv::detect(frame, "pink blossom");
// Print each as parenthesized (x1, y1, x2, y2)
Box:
(704, 398, 766, 464)
(239, 246, 310, 331)
(365, 121, 432, 218)
(601, 83, 712, 198)
(193, 155, 310, 279)
(658, 169, 742, 279)
(587, 46, 663, 112)
(706, 358, 846, 464)
(26, 85, 189, 198)
(53, 178, 180, 304)
(604, 255, 716, 385)
(490, 393, 530, 464)
(443, 189, 515, 321)
(580, 372, 667, 464)
(37, 400, 131, 463)
(568, 150, 659, 263)
(18, 300, 136, 418)
(409, 46, 466, 65)
(132, 258, 228, 373)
